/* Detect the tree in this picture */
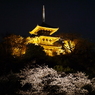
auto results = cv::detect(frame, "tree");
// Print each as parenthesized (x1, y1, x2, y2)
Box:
(3, 34, 26, 57)
(18, 65, 95, 95)
(55, 33, 81, 54)
(0, 34, 27, 75)
(22, 44, 47, 64)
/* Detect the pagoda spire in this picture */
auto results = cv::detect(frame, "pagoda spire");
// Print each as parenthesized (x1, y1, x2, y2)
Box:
(42, 5, 45, 22)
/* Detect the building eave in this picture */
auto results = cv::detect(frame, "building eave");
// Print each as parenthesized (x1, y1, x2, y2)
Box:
(29, 25, 59, 35)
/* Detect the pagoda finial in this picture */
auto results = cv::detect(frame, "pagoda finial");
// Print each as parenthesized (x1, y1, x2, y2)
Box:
(43, 5, 45, 22)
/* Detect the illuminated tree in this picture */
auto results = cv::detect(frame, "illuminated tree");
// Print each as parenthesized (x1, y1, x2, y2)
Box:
(3, 34, 26, 57)
(55, 33, 80, 54)
(18, 65, 95, 95)
(0, 34, 27, 75)
(55, 33, 94, 55)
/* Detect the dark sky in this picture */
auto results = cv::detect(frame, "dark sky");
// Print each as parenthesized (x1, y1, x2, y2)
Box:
(0, 0, 95, 41)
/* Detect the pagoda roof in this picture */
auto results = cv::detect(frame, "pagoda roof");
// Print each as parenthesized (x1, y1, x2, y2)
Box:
(29, 22, 59, 35)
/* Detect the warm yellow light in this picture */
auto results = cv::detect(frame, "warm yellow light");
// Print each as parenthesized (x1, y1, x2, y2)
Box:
(63, 40, 75, 53)
(25, 35, 76, 56)
(29, 25, 59, 35)
(7, 27, 76, 57)
(26, 36, 60, 45)
(5, 35, 27, 57)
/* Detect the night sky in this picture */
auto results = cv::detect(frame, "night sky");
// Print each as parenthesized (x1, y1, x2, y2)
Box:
(0, 0, 95, 41)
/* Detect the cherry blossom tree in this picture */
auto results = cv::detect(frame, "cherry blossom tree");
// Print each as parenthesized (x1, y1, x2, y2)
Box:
(18, 65, 95, 95)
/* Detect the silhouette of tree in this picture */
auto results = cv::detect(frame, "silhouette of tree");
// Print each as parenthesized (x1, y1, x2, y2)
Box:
(23, 44, 47, 65)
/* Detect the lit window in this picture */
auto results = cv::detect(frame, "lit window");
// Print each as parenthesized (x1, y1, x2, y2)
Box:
(43, 38, 45, 41)
(49, 39, 52, 42)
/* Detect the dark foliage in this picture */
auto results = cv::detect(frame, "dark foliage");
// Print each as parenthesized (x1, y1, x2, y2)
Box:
(21, 83, 32, 91)
(22, 44, 47, 63)
(44, 85, 66, 95)
(0, 73, 21, 95)
(82, 84, 95, 95)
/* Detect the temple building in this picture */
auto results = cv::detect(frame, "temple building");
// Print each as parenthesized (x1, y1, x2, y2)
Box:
(26, 22, 63, 56)
(26, 5, 75, 56)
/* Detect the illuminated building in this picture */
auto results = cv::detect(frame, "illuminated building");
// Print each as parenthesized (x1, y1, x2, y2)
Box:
(26, 22, 62, 56)
(26, 5, 75, 56)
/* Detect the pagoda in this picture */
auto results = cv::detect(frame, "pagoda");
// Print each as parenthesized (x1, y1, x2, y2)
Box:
(26, 5, 68, 56)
